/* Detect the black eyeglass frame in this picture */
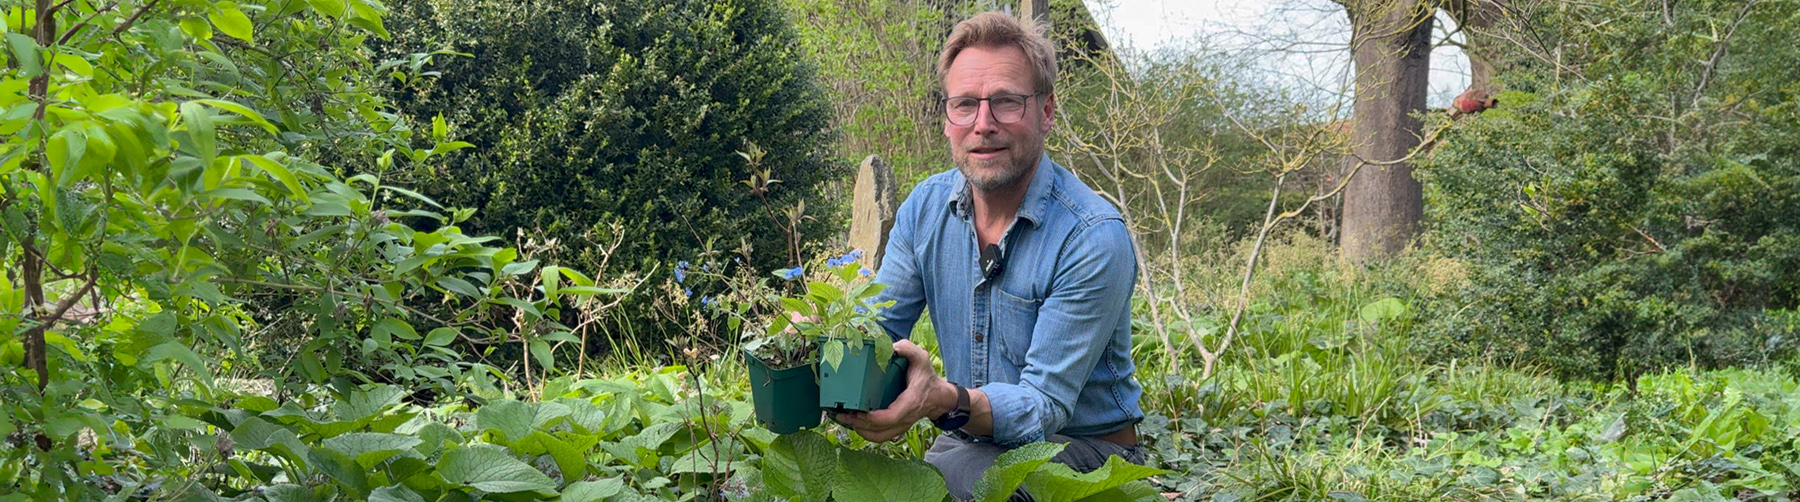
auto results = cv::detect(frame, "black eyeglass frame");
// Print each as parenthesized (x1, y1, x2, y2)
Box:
(942, 92, 1043, 126)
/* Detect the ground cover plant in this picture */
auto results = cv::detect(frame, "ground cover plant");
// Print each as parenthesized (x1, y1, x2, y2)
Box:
(5, 0, 1800, 501)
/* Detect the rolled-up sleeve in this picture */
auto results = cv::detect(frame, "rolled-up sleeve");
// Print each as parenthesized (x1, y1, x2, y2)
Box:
(979, 219, 1136, 446)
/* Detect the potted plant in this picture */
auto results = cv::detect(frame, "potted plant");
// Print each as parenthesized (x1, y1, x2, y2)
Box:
(780, 251, 909, 412)
(741, 319, 821, 434)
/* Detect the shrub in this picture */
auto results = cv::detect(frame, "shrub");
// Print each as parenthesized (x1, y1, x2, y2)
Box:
(376, 0, 845, 284)
(1415, 0, 1800, 380)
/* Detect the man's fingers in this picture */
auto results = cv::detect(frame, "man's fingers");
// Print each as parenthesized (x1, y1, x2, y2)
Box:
(834, 411, 870, 428)
(863, 407, 907, 426)
(853, 424, 910, 443)
(893, 340, 931, 365)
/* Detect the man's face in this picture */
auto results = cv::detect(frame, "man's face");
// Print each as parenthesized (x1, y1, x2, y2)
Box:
(942, 44, 1055, 192)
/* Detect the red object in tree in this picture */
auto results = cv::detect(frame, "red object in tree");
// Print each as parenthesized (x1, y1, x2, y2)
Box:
(1452, 88, 1498, 116)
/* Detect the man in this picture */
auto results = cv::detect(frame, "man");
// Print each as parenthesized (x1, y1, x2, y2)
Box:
(834, 11, 1145, 500)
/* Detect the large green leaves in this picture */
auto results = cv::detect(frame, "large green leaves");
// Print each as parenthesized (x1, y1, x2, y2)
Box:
(972, 442, 1064, 502)
(1020, 456, 1170, 502)
(436, 445, 557, 494)
(321, 433, 421, 468)
(832, 448, 949, 502)
(759, 432, 839, 502)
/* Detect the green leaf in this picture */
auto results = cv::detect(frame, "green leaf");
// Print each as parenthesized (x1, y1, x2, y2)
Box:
(832, 448, 948, 502)
(515, 431, 596, 479)
(670, 439, 749, 475)
(195, 99, 277, 135)
(209, 5, 254, 41)
(437, 445, 557, 494)
(1357, 298, 1407, 322)
(308, 447, 370, 498)
(1020, 455, 1169, 502)
(822, 339, 845, 371)
(475, 399, 535, 444)
(321, 432, 420, 468)
(259, 484, 323, 502)
(231, 417, 309, 463)
(1076, 481, 1164, 502)
(602, 421, 683, 467)
(530, 339, 553, 371)
(306, 0, 347, 18)
(807, 281, 845, 304)
(369, 485, 426, 502)
(378, 185, 443, 208)
(437, 276, 482, 298)
(973, 442, 1064, 502)
(4, 33, 40, 77)
(48, 128, 91, 186)
(370, 318, 418, 345)
(412, 422, 462, 458)
(239, 154, 308, 201)
(424, 327, 457, 347)
(332, 385, 406, 422)
(179, 16, 213, 40)
(431, 113, 448, 140)
(759, 432, 838, 502)
(179, 101, 217, 165)
(560, 479, 626, 502)
(144, 342, 216, 381)
(541, 265, 561, 298)
(200, 187, 270, 205)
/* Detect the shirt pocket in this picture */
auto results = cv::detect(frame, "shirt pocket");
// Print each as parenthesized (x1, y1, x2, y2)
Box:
(993, 288, 1042, 367)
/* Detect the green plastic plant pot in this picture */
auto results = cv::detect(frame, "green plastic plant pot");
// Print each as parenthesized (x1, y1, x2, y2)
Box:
(817, 338, 909, 412)
(878, 355, 910, 409)
(744, 350, 822, 434)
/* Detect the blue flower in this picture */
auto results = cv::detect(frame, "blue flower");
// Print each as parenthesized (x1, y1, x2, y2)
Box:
(684, 288, 693, 297)
(701, 296, 716, 307)
(778, 267, 804, 280)
(828, 249, 865, 268)
(675, 261, 690, 283)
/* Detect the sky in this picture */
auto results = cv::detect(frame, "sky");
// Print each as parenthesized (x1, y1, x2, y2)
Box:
(1080, 0, 1473, 109)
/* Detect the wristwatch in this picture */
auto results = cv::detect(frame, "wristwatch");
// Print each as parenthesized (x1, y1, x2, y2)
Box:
(931, 383, 971, 430)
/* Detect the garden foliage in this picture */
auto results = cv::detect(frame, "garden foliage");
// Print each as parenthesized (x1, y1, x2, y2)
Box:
(1416, 0, 1800, 380)
(376, 0, 844, 281)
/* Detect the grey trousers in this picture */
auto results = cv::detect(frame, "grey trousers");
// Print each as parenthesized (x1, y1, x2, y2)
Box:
(923, 431, 1146, 502)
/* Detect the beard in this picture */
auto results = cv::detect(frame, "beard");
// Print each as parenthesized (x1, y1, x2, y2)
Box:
(954, 139, 1041, 192)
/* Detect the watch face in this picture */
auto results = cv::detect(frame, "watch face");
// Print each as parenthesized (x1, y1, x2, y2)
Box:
(935, 412, 970, 431)
(934, 384, 972, 430)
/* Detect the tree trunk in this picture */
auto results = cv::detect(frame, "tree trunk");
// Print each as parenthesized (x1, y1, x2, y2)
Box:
(1340, 1, 1434, 262)
(1450, 0, 1506, 93)
(1021, 0, 1048, 26)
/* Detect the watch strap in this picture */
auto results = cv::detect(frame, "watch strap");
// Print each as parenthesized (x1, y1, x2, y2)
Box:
(932, 384, 971, 430)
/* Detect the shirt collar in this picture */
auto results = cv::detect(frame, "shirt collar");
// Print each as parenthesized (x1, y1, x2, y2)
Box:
(946, 153, 1057, 229)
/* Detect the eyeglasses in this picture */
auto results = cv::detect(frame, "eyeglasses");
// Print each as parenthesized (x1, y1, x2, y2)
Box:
(943, 93, 1040, 126)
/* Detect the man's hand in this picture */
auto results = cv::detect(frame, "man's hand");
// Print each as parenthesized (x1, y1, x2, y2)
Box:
(834, 340, 955, 443)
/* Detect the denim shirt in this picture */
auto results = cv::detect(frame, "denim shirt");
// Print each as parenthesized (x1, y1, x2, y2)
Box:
(874, 154, 1145, 447)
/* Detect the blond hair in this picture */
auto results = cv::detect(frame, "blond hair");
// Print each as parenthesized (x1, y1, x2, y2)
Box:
(936, 11, 1058, 96)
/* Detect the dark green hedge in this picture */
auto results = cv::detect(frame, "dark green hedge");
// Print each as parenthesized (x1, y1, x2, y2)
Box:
(377, 0, 843, 280)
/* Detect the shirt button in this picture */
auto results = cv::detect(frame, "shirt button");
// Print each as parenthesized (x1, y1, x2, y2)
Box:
(975, 334, 984, 343)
